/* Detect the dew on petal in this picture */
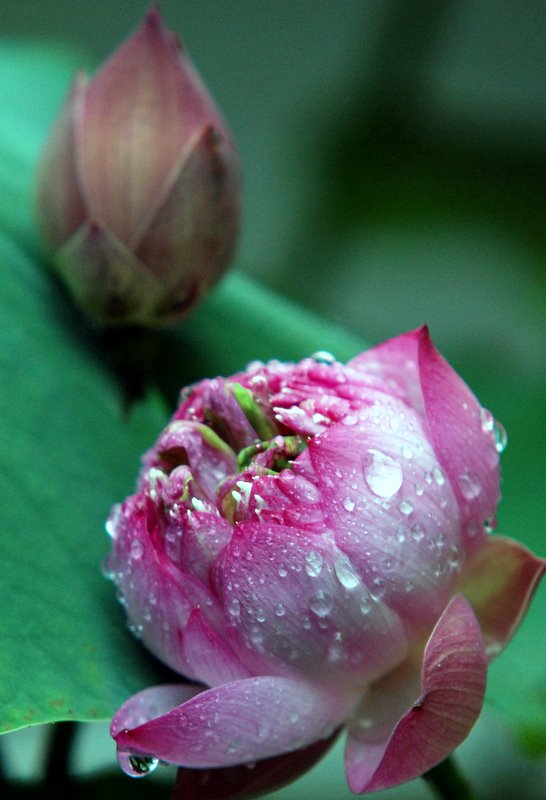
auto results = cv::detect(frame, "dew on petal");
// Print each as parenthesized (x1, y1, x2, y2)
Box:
(305, 550, 323, 577)
(457, 471, 482, 500)
(130, 539, 144, 560)
(309, 589, 334, 617)
(310, 350, 336, 364)
(411, 523, 425, 542)
(362, 449, 403, 498)
(493, 421, 508, 453)
(432, 466, 445, 486)
(398, 499, 413, 515)
(334, 555, 360, 589)
(343, 497, 356, 512)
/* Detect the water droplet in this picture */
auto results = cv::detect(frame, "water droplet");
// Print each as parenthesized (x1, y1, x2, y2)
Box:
(432, 466, 445, 486)
(360, 596, 372, 615)
(278, 566, 288, 578)
(363, 450, 403, 498)
(343, 497, 356, 512)
(118, 752, 159, 778)
(457, 472, 481, 500)
(275, 603, 286, 617)
(309, 590, 334, 617)
(395, 526, 407, 543)
(483, 516, 497, 534)
(130, 539, 144, 560)
(305, 550, 323, 577)
(334, 555, 360, 589)
(370, 577, 387, 601)
(227, 598, 241, 617)
(493, 421, 508, 453)
(342, 414, 358, 427)
(311, 350, 336, 364)
(398, 499, 413, 515)
(256, 609, 266, 623)
(401, 444, 413, 460)
(480, 407, 494, 431)
(411, 523, 425, 542)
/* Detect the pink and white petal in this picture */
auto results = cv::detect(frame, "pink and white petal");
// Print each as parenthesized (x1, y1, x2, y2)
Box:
(345, 595, 487, 793)
(212, 522, 408, 687)
(417, 327, 500, 551)
(113, 675, 355, 768)
(308, 404, 463, 632)
(181, 610, 253, 686)
(172, 729, 341, 800)
(348, 327, 424, 412)
(106, 495, 221, 680)
(459, 535, 546, 658)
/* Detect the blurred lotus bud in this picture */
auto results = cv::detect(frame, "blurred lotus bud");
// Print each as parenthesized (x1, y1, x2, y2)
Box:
(35, 8, 240, 325)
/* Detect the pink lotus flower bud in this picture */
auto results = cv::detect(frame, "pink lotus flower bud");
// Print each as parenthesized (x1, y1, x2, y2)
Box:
(35, 8, 240, 325)
(106, 327, 545, 794)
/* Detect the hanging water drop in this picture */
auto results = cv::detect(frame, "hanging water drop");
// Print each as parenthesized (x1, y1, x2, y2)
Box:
(493, 421, 508, 453)
(118, 751, 159, 778)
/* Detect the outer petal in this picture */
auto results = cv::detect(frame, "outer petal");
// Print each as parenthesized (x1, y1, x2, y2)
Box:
(308, 402, 463, 631)
(135, 123, 240, 295)
(54, 220, 164, 324)
(459, 535, 546, 658)
(348, 327, 424, 413)
(180, 610, 252, 686)
(77, 9, 223, 247)
(212, 521, 408, 687)
(417, 327, 500, 550)
(113, 676, 356, 768)
(350, 327, 501, 553)
(172, 730, 340, 800)
(106, 495, 222, 680)
(345, 595, 487, 793)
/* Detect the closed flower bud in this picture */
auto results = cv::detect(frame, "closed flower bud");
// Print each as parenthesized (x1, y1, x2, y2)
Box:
(35, 8, 240, 325)
(106, 327, 544, 795)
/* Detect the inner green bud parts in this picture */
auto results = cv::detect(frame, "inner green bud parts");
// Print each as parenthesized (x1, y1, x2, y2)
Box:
(231, 382, 276, 440)
(237, 435, 308, 472)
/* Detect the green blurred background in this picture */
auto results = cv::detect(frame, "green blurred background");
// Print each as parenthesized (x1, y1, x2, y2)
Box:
(1, 0, 545, 797)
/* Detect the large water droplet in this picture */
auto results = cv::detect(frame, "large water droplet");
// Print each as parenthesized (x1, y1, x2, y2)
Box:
(309, 590, 334, 617)
(118, 751, 159, 778)
(305, 550, 323, 577)
(343, 497, 356, 512)
(457, 472, 481, 500)
(363, 450, 403, 498)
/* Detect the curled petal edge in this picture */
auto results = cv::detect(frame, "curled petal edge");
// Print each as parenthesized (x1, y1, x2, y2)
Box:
(345, 594, 487, 793)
